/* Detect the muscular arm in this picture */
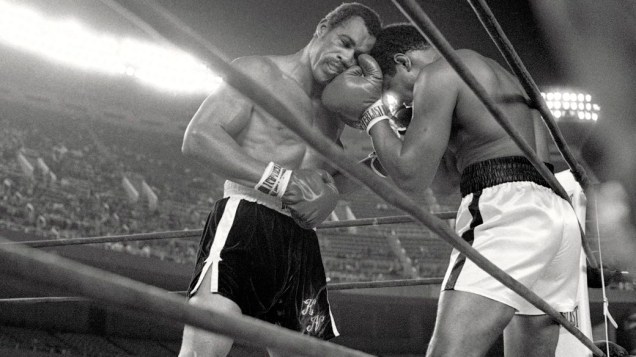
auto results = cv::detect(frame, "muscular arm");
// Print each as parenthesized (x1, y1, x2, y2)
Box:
(181, 60, 267, 187)
(369, 63, 458, 196)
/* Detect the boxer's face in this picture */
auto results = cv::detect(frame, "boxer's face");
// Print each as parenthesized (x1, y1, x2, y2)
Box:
(311, 16, 376, 84)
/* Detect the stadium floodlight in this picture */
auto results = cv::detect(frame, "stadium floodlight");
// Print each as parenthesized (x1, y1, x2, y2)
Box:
(0, 0, 222, 94)
(540, 88, 600, 122)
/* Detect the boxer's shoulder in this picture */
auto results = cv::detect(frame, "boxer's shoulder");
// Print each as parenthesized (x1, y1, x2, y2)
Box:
(232, 56, 282, 83)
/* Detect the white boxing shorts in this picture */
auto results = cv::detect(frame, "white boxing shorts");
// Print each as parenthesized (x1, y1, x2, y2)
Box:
(442, 156, 582, 315)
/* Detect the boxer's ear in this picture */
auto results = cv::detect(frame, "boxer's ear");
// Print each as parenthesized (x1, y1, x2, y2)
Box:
(315, 19, 329, 38)
(393, 53, 411, 71)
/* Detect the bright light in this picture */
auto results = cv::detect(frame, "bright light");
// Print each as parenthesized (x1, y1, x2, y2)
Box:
(540, 89, 600, 122)
(0, 0, 222, 94)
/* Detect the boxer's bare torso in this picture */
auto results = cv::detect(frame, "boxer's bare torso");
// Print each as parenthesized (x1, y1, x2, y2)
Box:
(182, 16, 375, 186)
(227, 56, 343, 171)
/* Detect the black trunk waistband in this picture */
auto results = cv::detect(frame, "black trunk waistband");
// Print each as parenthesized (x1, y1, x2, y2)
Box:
(460, 156, 554, 197)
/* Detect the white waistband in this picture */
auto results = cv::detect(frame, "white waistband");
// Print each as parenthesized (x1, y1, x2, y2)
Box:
(223, 180, 291, 216)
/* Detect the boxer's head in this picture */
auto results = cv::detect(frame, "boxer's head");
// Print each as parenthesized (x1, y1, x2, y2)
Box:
(371, 23, 434, 108)
(309, 3, 381, 84)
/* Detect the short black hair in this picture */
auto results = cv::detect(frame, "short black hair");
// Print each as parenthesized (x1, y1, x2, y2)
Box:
(370, 23, 430, 77)
(323, 3, 382, 38)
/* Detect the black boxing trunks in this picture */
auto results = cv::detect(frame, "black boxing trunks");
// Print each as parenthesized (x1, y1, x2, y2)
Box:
(186, 181, 338, 339)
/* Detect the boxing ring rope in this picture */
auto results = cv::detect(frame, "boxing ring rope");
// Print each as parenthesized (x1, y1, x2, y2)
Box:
(0, 212, 457, 248)
(392, 1, 603, 355)
(320, 211, 456, 228)
(466, 0, 591, 189)
(3, 229, 202, 248)
(0, 278, 446, 305)
(0, 237, 373, 357)
(57, 0, 601, 355)
(0, 296, 92, 304)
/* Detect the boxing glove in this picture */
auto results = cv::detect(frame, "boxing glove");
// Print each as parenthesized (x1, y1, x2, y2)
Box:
(282, 169, 339, 229)
(255, 163, 338, 229)
(322, 54, 389, 132)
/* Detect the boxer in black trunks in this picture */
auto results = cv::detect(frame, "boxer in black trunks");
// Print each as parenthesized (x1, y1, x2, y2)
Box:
(178, 4, 381, 357)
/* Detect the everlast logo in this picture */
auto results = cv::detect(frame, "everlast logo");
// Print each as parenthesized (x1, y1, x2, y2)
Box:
(361, 104, 388, 127)
(258, 164, 283, 195)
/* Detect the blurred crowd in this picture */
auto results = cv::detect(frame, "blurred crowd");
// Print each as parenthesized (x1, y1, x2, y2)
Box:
(0, 112, 213, 264)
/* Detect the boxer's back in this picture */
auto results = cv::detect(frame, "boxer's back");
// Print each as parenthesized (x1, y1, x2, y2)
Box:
(448, 50, 550, 171)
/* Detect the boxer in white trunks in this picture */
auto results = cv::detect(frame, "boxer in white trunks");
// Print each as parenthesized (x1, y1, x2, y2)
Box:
(321, 23, 582, 357)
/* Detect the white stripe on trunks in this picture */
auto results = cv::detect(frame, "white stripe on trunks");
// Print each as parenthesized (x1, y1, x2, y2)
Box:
(191, 197, 240, 294)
